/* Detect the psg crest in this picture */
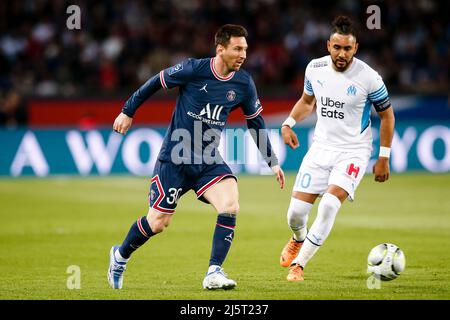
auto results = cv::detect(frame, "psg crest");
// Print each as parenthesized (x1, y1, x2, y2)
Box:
(150, 189, 156, 201)
(226, 90, 236, 101)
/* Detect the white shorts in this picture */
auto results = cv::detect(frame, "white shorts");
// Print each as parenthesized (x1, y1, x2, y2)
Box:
(293, 143, 371, 201)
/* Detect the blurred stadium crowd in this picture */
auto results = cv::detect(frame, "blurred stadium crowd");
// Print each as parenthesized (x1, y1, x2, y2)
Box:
(0, 0, 448, 126)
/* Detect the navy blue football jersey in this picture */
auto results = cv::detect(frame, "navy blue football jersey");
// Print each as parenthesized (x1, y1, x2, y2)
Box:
(122, 57, 277, 167)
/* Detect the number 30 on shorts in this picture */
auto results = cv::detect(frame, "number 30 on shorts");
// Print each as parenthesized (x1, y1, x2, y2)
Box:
(295, 172, 312, 189)
(166, 188, 182, 205)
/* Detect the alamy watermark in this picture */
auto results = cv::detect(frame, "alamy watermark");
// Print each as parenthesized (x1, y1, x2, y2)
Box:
(366, 273, 382, 289)
(66, 265, 81, 289)
(66, 5, 81, 30)
(366, 5, 381, 30)
(168, 122, 279, 166)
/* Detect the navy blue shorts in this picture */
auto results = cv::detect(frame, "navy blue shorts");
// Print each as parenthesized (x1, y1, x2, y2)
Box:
(148, 159, 237, 214)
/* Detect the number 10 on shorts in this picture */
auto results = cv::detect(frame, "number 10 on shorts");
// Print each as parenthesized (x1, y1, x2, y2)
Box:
(295, 172, 312, 189)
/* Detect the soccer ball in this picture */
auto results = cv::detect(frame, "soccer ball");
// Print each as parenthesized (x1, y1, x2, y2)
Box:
(367, 243, 406, 281)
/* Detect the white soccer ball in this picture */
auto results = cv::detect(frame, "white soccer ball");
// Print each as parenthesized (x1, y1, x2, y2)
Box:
(367, 243, 406, 281)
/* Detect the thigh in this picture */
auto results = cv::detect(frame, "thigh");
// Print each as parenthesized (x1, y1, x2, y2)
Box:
(202, 177, 239, 213)
(292, 191, 320, 204)
(292, 146, 331, 197)
(328, 151, 370, 201)
(148, 160, 191, 214)
(325, 184, 349, 203)
(193, 163, 237, 204)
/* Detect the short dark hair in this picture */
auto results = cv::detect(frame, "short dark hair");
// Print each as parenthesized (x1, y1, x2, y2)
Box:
(215, 24, 248, 47)
(331, 16, 357, 39)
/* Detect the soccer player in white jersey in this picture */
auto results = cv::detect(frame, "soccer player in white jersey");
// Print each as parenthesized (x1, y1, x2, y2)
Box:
(279, 16, 395, 281)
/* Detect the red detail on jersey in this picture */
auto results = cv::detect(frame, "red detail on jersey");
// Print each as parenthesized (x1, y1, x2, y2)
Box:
(347, 163, 360, 178)
(196, 174, 236, 198)
(210, 58, 235, 81)
(245, 106, 263, 119)
(150, 175, 175, 214)
(159, 70, 168, 89)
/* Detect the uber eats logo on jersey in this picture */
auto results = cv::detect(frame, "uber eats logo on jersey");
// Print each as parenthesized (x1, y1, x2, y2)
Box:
(320, 96, 345, 119)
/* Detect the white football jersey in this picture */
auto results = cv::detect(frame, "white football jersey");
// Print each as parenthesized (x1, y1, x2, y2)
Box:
(304, 55, 391, 151)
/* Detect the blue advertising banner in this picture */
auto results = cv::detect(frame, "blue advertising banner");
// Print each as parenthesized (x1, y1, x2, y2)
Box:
(0, 121, 449, 177)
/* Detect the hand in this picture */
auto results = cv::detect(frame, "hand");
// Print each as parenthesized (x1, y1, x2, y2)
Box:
(373, 157, 390, 182)
(271, 165, 285, 189)
(113, 112, 133, 135)
(281, 126, 299, 149)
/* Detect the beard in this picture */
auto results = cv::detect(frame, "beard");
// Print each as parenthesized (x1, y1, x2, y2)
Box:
(222, 55, 245, 72)
(229, 60, 244, 71)
(332, 56, 352, 71)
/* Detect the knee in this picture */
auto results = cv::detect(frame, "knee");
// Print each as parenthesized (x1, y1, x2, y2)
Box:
(287, 197, 312, 225)
(317, 193, 341, 220)
(220, 199, 239, 215)
(146, 214, 171, 234)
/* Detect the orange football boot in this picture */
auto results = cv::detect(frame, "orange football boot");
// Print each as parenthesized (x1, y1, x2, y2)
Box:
(287, 263, 304, 282)
(280, 237, 303, 267)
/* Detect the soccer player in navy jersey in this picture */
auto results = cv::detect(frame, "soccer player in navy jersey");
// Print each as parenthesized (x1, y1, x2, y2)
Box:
(108, 24, 285, 290)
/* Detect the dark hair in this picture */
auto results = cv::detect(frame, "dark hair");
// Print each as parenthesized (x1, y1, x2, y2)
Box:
(331, 16, 357, 39)
(215, 24, 248, 47)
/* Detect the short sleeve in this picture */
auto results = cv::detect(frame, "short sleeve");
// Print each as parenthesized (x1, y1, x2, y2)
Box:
(241, 76, 263, 120)
(159, 58, 196, 89)
(304, 62, 314, 96)
(368, 72, 391, 112)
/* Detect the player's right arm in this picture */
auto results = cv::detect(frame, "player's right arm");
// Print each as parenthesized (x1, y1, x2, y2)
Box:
(113, 59, 196, 135)
(282, 61, 316, 149)
(113, 112, 134, 135)
(113, 73, 163, 135)
(281, 92, 316, 149)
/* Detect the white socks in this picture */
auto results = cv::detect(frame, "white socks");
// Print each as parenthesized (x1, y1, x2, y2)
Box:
(114, 249, 129, 263)
(287, 197, 313, 242)
(293, 193, 341, 268)
(207, 265, 221, 274)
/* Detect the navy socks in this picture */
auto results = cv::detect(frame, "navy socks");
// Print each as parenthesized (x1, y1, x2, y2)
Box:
(119, 216, 155, 259)
(118, 213, 236, 266)
(209, 214, 236, 266)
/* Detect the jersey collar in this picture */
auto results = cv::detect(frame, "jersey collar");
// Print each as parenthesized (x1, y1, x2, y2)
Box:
(210, 57, 235, 81)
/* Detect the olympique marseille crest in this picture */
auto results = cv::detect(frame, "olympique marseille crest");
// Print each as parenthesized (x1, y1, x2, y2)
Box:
(347, 84, 357, 96)
(226, 90, 236, 102)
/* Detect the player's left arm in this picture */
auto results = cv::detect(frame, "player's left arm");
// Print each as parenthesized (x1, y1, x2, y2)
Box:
(368, 72, 395, 183)
(373, 107, 395, 182)
(242, 77, 285, 189)
(247, 115, 285, 189)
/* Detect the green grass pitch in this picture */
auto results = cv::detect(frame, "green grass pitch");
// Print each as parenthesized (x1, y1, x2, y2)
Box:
(0, 173, 449, 300)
